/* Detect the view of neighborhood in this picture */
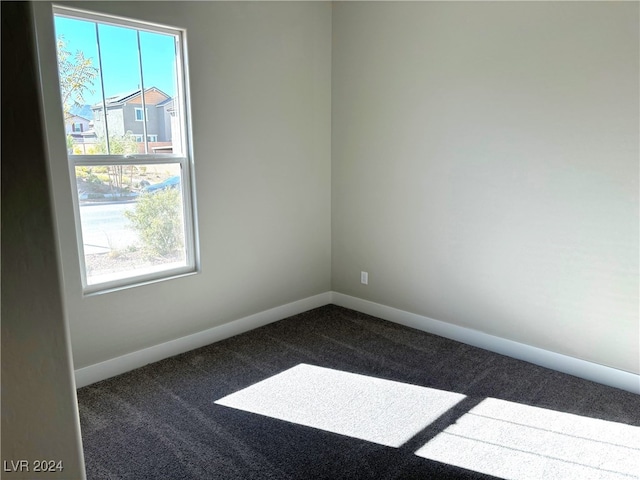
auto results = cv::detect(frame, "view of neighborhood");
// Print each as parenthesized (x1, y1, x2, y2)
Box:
(67, 87, 184, 209)
(73, 161, 186, 286)
(55, 13, 189, 285)
(66, 86, 183, 156)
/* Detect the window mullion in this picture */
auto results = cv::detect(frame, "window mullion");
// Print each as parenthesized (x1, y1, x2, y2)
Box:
(136, 30, 149, 154)
(71, 155, 187, 168)
(94, 23, 110, 154)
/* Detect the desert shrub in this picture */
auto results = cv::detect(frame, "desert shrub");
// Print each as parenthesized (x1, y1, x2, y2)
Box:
(124, 188, 183, 256)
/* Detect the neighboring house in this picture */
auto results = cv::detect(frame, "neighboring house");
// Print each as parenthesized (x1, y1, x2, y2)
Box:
(156, 97, 182, 154)
(92, 87, 176, 152)
(65, 114, 98, 153)
(65, 114, 91, 134)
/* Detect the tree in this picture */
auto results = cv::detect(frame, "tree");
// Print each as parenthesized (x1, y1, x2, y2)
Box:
(56, 35, 99, 120)
(94, 132, 139, 193)
(95, 131, 139, 155)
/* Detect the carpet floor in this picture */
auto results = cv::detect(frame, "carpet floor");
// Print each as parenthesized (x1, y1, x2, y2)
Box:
(77, 305, 640, 479)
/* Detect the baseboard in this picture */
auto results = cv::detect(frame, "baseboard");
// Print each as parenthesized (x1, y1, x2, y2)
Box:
(331, 292, 640, 395)
(75, 290, 638, 394)
(74, 292, 333, 388)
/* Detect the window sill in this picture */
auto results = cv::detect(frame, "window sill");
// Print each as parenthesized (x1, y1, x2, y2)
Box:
(83, 265, 199, 296)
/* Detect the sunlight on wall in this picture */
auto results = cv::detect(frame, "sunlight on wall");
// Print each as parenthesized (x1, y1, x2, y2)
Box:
(415, 397, 640, 480)
(215, 363, 466, 447)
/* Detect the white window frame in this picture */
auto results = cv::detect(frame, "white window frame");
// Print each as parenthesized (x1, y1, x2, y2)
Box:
(52, 5, 199, 295)
(133, 134, 144, 142)
(147, 134, 158, 142)
(134, 107, 148, 122)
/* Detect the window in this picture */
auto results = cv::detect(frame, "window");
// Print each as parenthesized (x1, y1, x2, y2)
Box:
(54, 6, 197, 293)
(134, 107, 148, 122)
(72, 122, 83, 132)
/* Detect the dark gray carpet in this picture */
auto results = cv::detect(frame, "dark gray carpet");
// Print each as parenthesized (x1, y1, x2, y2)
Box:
(77, 305, 640, 479)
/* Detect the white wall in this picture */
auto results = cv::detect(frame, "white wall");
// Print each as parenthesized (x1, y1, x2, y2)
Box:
(34, 1, 332, 369)
(33, 1, 637, 378)
(332, 2, 639, 374)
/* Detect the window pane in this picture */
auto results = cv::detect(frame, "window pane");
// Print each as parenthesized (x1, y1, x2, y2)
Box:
(139, 31, 183, 155)
(95, 23, 145, 154)
(76, 164, 187, 285)
(54, 16, 103, 155)
(55, 16, 185, 157)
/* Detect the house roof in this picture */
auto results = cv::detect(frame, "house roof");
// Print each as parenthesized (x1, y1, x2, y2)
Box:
(66, 114, 91, 122)
(92, 87, 171, 109)
(156, 97, 174, 108)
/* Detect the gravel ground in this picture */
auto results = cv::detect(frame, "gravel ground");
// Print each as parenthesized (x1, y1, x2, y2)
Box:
(85, 249, 185, 276)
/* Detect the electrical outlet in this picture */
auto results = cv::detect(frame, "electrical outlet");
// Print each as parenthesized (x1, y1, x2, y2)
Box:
(361, 271, 368, 285)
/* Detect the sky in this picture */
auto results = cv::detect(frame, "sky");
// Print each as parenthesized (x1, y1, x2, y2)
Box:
(54, 15, 177, 106)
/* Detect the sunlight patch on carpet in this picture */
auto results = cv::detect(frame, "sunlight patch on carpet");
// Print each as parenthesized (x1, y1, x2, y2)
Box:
(214, 363, 465, 447)
(415, 397, 640, 480)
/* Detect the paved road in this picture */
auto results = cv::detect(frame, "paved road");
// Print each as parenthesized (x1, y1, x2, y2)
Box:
(79, 201, 139, 254)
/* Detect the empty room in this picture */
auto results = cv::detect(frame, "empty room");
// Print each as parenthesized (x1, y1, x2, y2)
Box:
(2, 1, 639, 479)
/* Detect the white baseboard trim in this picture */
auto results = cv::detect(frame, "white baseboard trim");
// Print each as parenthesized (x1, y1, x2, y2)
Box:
(75, 290, 638, 394)
(74, 292, 333, 388)
(331, 292, 640, 395)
